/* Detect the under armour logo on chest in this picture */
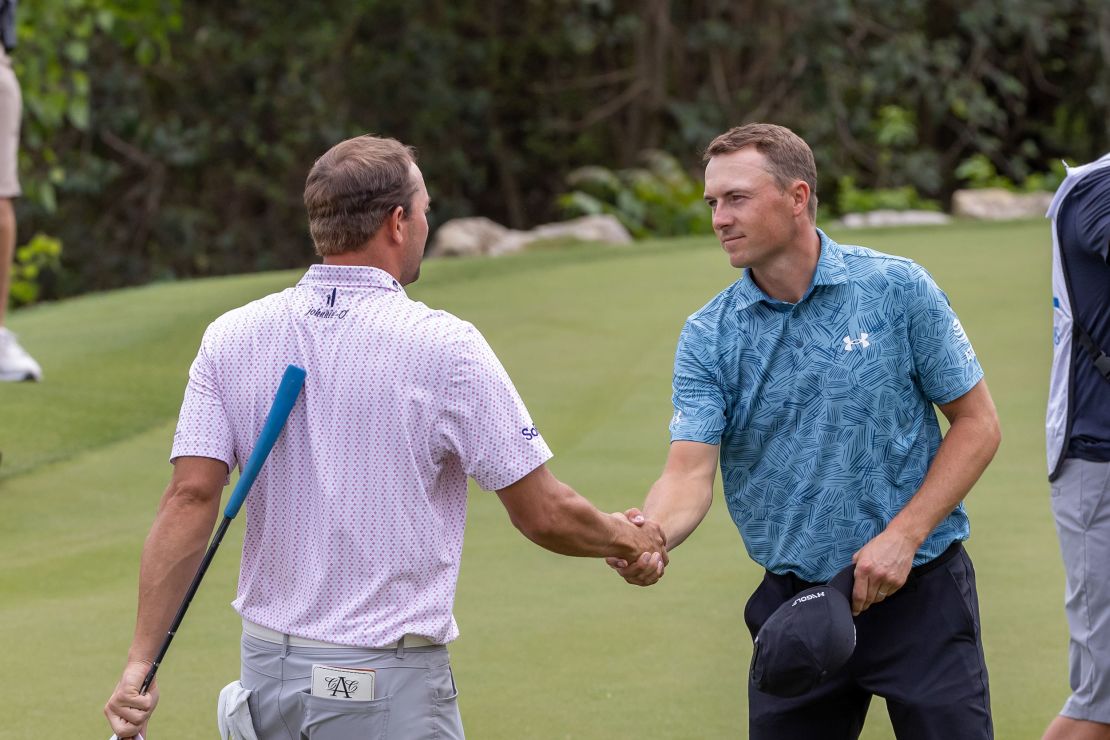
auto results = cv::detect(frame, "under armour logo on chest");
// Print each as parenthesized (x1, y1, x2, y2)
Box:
(843, 333, 870, 351)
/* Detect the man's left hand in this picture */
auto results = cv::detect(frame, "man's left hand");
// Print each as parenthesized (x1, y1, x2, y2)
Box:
(850, 528, 917, 615)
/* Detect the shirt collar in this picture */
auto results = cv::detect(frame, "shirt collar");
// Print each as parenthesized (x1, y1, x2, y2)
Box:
(733, 228, 847, 312)
(297, 264, 406, 294)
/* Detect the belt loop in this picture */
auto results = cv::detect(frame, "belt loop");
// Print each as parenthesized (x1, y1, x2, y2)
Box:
(395, 635, 406, 660)
(282, 633, 290, 659)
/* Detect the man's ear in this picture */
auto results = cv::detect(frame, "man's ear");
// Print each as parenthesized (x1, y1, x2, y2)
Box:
(790, 181, 811, 217)
(384, 205, 406, 244)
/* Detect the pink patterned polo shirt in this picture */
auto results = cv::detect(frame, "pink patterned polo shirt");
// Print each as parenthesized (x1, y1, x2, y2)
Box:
(171, 264, 553, 647)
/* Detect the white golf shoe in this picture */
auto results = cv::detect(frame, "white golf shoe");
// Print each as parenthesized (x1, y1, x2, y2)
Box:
(0, 327, 42, 381)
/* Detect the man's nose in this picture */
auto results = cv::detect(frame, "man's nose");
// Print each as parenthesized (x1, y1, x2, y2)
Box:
(712, 206, 732, 231)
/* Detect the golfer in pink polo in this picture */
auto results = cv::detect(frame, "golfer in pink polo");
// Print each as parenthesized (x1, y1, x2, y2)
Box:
(105, 135, 667, 740)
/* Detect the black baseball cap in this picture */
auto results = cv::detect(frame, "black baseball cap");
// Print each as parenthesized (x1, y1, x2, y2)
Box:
(749, 565, 857, 697)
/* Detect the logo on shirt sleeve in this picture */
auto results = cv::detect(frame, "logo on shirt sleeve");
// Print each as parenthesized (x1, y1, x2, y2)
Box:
(952, 319, 976, 361)
(951, 318, 968, 343)
(521, 426, 541, 440)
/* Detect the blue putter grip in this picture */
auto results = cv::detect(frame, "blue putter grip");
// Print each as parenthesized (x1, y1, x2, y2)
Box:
(223, 364, 306, 518)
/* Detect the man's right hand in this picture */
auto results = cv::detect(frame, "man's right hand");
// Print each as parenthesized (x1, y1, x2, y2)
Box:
(105, 661, 157, 739)
(607, 508, 668, 586)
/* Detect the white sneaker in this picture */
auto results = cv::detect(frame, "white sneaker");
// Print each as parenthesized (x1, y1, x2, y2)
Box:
(0, 327, 42, 381)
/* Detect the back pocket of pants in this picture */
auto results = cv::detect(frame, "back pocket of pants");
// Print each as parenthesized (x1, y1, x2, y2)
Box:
(298, 689, 391, 739)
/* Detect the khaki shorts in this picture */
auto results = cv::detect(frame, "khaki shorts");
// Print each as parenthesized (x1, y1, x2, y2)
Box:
(0, 46, 20, 198)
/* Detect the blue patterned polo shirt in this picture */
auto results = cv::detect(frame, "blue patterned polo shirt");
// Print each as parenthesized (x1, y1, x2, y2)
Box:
(670, 229, 983, 582)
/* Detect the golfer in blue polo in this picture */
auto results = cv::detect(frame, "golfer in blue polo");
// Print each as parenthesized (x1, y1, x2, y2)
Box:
(612, 123, 1001, 739)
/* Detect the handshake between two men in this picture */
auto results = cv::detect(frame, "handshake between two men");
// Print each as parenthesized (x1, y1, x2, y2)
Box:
(495, 464, 672, 587)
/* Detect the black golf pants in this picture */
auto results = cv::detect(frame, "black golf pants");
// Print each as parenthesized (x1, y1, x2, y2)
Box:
(744, 543, 993, 740)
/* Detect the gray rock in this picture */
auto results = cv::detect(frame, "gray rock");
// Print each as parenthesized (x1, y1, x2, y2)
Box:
(486, 231, 535, 257)
(489, 215, 633, 255)
(429, 217, 511, 257)
(951, 188, 1052, 220)
(432, 214, 634, 258)
(531, 214, 634, 244)
(839, 210, 952, 228)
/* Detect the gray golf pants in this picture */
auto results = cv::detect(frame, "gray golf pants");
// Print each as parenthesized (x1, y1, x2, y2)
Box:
(240, 633, 464, 739)
(1051, 458, 1110, 723)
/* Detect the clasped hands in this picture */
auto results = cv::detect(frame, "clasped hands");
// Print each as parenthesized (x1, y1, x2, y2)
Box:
(606, 507, 668, 586)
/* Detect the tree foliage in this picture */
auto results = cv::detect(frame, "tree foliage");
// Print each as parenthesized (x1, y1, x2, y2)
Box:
(10, 0, 1110, 301)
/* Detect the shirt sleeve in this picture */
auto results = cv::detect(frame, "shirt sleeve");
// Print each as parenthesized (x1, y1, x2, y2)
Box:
(905, 264, 985, 405)
(170, 326, 237, 474)
(436, 324, 553, 491)
(669, 320, 727, 444)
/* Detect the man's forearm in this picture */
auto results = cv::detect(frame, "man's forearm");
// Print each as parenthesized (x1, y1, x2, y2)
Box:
(643, 473, 714, 550)
(498, 466, 665, 561)
(526, 481, 660, 560)
(128, 487, 221, 662)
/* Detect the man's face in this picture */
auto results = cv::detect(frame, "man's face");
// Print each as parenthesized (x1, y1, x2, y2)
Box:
(400, 162, 430, 285)
(703, 147, 800, 270)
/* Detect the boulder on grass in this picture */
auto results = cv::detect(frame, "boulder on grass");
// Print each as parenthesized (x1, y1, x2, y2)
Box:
(429, 217, 511, 257)
(839, 210, 952, 228)
(489, 215, 633, 256)
(951, 188, 1052, 220)
(432, 214, 635, 258)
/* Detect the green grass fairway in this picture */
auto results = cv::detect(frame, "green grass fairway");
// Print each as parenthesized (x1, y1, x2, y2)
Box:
(0, 219, 1063, 738)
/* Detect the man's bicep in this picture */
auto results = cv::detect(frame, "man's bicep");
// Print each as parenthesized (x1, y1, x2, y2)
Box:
(663, 441, 719, 484)
(936, 378, 998, 426)
(168, 456, 229, 500)
(495, 464, 563, 534)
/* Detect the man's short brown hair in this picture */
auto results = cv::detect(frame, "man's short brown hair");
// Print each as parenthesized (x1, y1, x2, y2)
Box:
(304, 135, 417, 256)
(704, 123, 818, 219)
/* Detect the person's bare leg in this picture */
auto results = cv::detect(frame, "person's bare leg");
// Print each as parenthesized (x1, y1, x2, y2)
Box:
(1044, 716, 1110, 740)
(0, 197, 13, 326)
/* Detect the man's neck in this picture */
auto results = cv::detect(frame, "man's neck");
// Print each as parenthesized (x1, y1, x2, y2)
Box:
(748, 227, 821, 304)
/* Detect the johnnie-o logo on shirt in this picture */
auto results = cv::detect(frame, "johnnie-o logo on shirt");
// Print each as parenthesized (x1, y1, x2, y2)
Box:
(308, 287, 349, 319)
(521, 426, 541, 440)
(307, 307, 348, 319)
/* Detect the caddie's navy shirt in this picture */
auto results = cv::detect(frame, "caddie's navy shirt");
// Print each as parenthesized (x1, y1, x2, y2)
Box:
(669, 229, 984, 582)
(1058, 167, 1110, 463)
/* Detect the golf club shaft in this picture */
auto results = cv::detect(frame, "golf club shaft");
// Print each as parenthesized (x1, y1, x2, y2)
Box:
(137, 363, 306, 695)
(140, 515, 233, 694)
